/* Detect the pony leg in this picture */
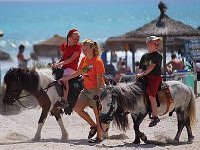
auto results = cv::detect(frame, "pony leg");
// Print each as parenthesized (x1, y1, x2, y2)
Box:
(174, 112, 185, 142)
(32, 111, 48, 141)
(56, 117, 68, 141)
(52, 110, 68, 141)
(131, 114, 147, 144)
(185, 116, 194, 142)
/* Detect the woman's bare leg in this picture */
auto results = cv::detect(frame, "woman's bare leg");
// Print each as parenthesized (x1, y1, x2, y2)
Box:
(73, 100, 96, 127)
(93, 107, 103, 140)
(63, 80, 69, 105)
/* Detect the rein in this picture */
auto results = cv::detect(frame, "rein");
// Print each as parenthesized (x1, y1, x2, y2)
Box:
(99, 94, 116, 132)
(15, 81, 58, 108)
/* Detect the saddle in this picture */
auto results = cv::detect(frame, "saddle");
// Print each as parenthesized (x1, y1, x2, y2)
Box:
(52, 68, 83, 115)
(146, 82, 175, 117)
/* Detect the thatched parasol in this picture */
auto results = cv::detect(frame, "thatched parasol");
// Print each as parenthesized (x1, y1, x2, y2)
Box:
(0, 31, 3, 37)
(0, 49, 11, 61)
(105, 1, 200, 79)
(33, 34, 66, 57)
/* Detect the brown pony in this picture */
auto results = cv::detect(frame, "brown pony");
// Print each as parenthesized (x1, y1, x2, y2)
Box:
(2, 68, 68, 141)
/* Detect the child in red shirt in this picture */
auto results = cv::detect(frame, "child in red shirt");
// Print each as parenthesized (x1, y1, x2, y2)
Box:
(52, 29, 81, 111)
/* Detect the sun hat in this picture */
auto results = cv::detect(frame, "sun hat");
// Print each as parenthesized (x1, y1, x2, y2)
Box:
(146, 36, 160, 44)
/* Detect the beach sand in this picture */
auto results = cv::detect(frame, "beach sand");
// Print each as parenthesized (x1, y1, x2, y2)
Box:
(0, 93, 200, 150)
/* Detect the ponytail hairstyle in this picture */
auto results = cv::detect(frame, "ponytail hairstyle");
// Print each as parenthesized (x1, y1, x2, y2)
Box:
(82, 39, 100, 57)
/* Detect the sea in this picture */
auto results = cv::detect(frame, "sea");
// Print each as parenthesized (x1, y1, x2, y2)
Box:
(0, 0, 200, 81)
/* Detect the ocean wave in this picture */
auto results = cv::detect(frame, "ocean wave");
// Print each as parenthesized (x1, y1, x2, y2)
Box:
(0, 39, 33, 50)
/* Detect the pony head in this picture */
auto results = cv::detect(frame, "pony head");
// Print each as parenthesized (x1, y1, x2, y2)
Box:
(3, 68, 39, 105)
(99, 86, 118, 125)
(3, 68, 25, 105)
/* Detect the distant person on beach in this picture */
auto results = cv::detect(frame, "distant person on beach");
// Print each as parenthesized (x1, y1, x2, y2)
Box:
(51, 29, 81, 113)
(116, 57, 123, 71)
(135, 61, 140, 74)
(17, 44, 30, 69)
(194, 61, 200, 96)
(166, 53, 185, 74)
(118, 60, 131, 74)
(136, 36, 162, 127)
(59, 39, 105, 143)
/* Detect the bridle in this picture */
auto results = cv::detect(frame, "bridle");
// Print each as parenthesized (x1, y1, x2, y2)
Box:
(98, 89, 117, 132)
(7, 80, 59, 108)
(99, 94, 116, 124)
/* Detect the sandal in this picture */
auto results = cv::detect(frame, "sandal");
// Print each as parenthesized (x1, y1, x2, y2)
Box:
(148, 116, 160, 127)
(88, 137, 102, 143)
(88, 126, 97, 139)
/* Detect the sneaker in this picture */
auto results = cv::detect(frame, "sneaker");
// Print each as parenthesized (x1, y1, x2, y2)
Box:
(88, 137, 102, 143)
(148, 116, 160, 127)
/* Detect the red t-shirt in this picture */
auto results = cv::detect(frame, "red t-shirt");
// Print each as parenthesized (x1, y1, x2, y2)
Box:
(60, 42, 81, 70)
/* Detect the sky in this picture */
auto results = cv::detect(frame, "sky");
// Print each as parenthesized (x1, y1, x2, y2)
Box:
(0, 0, 176, 2)
(0, 0, 198, 3)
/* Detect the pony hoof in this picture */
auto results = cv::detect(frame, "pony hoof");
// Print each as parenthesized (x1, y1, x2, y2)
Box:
(188, 136, 194, 143)
(140, 135, 147, 142)
(132, 139, 140, 144)
(32, 137, 41, 141)
(138, 132, 147, 142)
(173, 139, 179, 144)
(61, 138, 68, 142)
(61, 135, 68, 141)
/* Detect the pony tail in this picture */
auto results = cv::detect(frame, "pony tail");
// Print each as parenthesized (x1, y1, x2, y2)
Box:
(187, 87, 196, 128)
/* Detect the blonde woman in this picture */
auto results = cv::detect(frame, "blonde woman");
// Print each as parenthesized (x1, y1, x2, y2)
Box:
(60, 39, 105, 143)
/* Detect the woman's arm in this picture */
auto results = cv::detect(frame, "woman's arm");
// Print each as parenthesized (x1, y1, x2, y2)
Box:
(52, 52, 79, 68)
(97, 73, 104, 90)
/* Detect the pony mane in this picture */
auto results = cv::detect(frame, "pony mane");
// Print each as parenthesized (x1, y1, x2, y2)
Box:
(112, 81, 144, 110)
(111, 81, 144, 131)
(4, 68, 40, 92)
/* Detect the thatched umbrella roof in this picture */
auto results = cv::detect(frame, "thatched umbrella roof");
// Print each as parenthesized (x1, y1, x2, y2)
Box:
(0, 31, 3, 37)
(0, 50, 11, 61)
(33, 34, 66, 57)
(106, 2, 200, 50)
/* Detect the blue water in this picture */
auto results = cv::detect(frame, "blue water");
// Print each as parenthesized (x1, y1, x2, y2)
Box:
(0, 0, 200, 79)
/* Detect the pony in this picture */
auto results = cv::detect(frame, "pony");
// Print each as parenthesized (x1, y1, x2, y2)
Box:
(2, 68, 81, 141)
(99, 79, 196, 144)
